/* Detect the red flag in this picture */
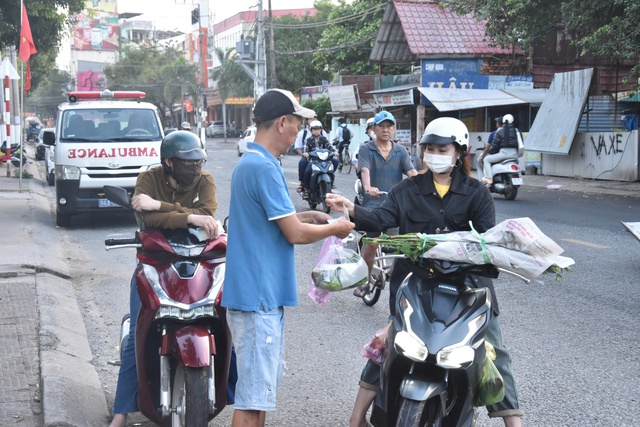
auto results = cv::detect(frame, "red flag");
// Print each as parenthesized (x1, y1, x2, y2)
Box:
(24, 61, 32, 92)
(19, 3, 37, 62)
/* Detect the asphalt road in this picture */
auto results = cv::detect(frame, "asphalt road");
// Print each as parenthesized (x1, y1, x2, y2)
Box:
(49, 137, 640, 426)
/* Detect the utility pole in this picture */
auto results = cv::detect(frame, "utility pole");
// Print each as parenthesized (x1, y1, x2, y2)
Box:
(255, 0, 267, 99)
(235, 0, 267, 100)
(268, 0, 276, 89)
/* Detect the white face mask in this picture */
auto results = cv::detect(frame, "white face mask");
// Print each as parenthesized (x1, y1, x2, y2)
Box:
(368, 130, 376, 140)
(423, 153, 455, 174)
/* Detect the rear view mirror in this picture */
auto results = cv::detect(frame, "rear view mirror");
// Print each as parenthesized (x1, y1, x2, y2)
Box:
(43, 130, 56, 146)
(103, 186, 132, 209)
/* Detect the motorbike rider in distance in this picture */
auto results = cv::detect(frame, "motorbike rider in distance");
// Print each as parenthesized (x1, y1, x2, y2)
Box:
(481, 114, 520, 185)
(302, 120, 339, 197)
(109, 130, 219, 427)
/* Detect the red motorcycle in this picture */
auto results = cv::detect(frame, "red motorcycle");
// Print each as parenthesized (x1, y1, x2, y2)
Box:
(104, 186, 231, 426)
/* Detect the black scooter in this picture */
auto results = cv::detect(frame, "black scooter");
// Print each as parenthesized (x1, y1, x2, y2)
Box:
(304, 148, 335, 213)
(371, 259, 499, 427)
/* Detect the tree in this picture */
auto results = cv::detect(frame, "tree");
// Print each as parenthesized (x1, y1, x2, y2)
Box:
(448, 0, 640, 78)
(0, 0, 85, 90)
(210, 46, 253, 141)
(104, 46, 198, 127)
(313, 0, 403, 76)
(24, 68, 69, 119)
(268, 6, 332, 90)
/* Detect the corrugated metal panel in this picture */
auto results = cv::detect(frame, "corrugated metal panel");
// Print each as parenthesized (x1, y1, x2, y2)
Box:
(417, 88, 530, 111)
(526, 68, 594, 154)
(578, 95, 620, 132)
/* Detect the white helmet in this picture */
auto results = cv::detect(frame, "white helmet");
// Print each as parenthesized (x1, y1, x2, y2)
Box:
(180, 121, 191, 130)
(502, 114, 514, 124)
(309, 120, 323, 129)
(419, 117, 469, 153)
(366, 117, 375, 129)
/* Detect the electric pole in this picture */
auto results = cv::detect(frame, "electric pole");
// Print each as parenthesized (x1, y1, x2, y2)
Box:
(268, 0, 276, 89)
(255, 0, 267, 99)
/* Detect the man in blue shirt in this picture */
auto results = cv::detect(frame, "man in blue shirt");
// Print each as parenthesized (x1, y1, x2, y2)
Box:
(222, 89, 354, 427)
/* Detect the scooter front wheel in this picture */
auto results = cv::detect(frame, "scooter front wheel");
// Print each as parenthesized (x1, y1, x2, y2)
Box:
(396, 397, 442, 427)
(172, 364, 209, 427)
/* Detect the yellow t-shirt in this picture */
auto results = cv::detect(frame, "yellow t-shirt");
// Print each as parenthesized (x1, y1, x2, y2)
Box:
(433, 180, 450, 198)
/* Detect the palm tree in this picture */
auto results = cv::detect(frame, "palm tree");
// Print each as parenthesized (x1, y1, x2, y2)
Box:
(210, 47, 238, 143)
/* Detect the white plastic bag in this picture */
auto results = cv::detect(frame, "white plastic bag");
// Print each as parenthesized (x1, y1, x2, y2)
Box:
(311, 238, 368, 291)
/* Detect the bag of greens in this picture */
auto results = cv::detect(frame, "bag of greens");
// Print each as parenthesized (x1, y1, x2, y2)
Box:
(311, 237, 368, 292)
(475, 354, 505, 407)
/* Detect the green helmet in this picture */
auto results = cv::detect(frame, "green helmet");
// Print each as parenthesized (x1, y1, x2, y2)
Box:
(160, 130, 207, 160)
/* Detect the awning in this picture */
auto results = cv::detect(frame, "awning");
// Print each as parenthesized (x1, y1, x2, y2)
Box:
(417, 88, 548, 112)
(367, 84, 419, 107)
(619, 92, 640, 103)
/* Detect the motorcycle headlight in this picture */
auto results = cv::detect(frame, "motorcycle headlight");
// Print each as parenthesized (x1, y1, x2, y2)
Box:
(436, 312, 487, 369)
(436, 345, 475, 369)
(311, 164, 321, 172)
(328, 164, 334, 172)
(394, 296, 428, 362)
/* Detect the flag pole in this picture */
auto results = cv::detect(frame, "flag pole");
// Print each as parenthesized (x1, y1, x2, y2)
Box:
(19, 60, 23, 189)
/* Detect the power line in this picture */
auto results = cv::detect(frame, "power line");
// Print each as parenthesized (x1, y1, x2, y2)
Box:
(274, 34, 377, 55)
(269, 4, 385, 30)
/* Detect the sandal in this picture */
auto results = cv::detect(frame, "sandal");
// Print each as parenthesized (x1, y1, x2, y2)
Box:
(296, 184, 304, 193)
(353, 284, 369, 298)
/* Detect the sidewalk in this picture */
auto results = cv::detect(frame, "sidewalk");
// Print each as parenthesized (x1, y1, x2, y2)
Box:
(0, 146, 109, 426)
(0, 147, 638, 426)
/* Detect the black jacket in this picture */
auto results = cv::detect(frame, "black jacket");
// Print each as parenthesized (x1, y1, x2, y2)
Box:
(489, 123, 519, 153)
(354, 169, 500, 315)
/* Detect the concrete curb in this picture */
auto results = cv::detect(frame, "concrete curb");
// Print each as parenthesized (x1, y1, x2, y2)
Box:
(5, 147, 110, 426)
(38, 274, 109, 426)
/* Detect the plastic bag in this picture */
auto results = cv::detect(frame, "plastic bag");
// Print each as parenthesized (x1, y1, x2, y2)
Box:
(361, 322, 391, 364)
(311, 237, 368, 292)
(475, 354, 505, 407)
(308, 237, 341, 306)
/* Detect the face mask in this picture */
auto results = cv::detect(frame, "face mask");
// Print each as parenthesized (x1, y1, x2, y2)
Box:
(368, 130, 376, 140)
(171, 160, 202, 186)
(423, 153, 455, 174)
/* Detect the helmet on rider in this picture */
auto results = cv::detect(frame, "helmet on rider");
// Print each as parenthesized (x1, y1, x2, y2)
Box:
(160, 130, 207, 161)
(419, 117, 469, 156)
(502, 114, 514, 125)
(365, 117, 375, 130)
(310, 120, 323, 130)
(180, 121, 191, 130)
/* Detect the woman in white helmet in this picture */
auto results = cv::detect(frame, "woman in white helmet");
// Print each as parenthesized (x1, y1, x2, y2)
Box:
(481, 114, 519, 185)
(326, 117, 523, 427)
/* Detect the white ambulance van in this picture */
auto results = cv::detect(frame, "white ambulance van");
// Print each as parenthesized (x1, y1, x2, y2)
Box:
(42, 90, 164, 227)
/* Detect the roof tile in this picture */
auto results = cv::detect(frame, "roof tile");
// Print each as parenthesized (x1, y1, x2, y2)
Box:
(394, 0, 513, 56)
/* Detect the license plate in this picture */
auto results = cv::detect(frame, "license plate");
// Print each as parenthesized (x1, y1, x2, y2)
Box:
(511, 178, 523, 186)
(98, 198, 119, 208)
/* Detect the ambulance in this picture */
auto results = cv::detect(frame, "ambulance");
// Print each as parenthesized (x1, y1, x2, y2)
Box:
(42, 90, 164, 227)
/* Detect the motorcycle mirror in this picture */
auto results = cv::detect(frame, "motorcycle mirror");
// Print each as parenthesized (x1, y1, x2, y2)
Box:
(103, 185, 133, 210)
(354, 179, 363, 195)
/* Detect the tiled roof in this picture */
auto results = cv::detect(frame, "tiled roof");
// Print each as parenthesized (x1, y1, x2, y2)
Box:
(370, 0, 515, 63)
(396, 0, 511, 56)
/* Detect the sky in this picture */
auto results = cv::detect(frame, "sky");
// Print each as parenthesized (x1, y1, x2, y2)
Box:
(57, 0, 318, 70)
(120, 0, 318, 32)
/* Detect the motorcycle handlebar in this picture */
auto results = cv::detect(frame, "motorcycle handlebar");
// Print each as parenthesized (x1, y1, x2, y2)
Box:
(104, 238, 140, 251)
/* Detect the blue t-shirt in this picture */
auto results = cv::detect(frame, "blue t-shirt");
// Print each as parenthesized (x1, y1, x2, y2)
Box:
(222, 142, 297, 311)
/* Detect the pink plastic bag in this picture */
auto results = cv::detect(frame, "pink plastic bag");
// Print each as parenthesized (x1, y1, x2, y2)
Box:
(308, 236, 343, 306)
(361, 322, 391, 364)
